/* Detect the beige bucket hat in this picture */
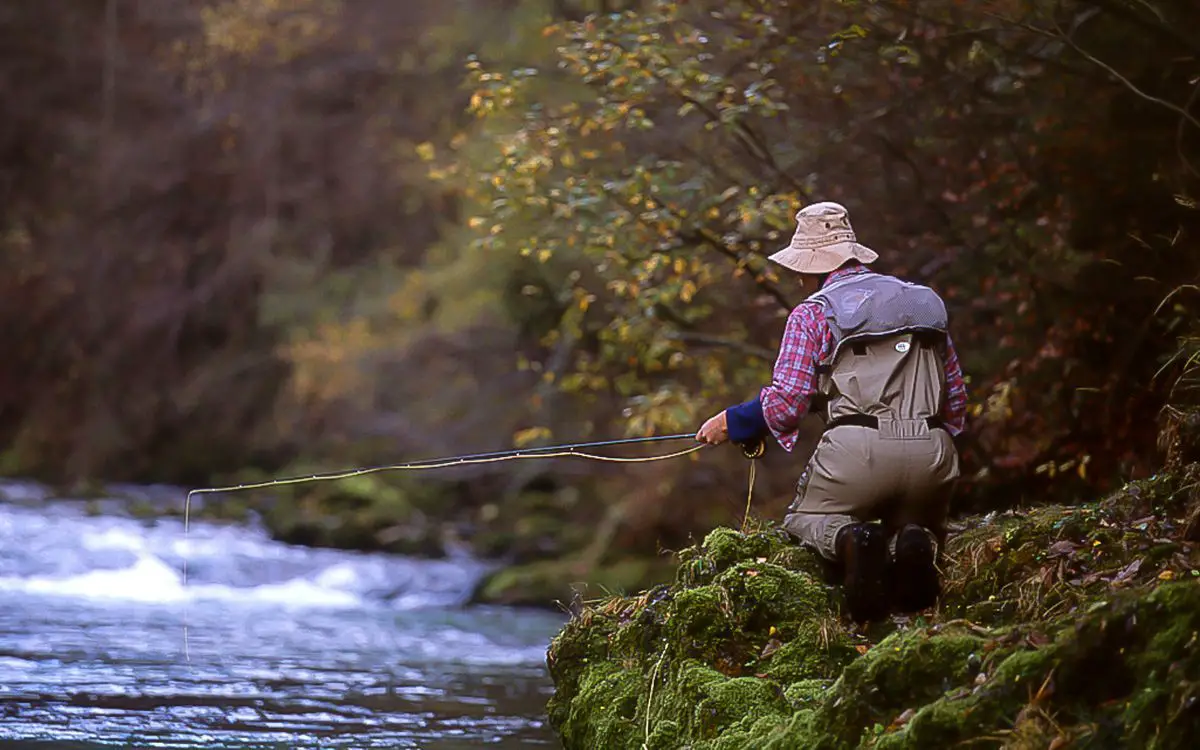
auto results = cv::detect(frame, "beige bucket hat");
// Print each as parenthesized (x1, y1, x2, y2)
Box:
(768, 201, 879, 275)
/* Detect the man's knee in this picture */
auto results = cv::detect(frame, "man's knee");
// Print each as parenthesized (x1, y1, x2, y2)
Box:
(783, 511, 859, 561)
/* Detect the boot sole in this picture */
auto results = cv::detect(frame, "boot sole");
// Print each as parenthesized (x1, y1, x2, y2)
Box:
(893, 525, 940, 613)
(843, 524, 890, 623)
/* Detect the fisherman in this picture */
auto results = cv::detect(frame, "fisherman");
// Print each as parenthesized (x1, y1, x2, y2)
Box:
(695, 201, 967, 623)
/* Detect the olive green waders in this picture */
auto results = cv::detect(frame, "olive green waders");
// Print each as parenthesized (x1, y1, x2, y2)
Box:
(780, 271, 961, 559)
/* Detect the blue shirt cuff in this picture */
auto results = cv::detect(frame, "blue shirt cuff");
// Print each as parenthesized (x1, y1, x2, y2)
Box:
(726, 397, 768, 443)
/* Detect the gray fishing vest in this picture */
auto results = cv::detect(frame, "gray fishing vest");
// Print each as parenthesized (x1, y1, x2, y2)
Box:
(808, 271, 950, 429)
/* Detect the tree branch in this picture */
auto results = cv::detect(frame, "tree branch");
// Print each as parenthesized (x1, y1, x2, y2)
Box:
(662, 331, 776, 361)
(1080, 0, 1200, 58)
(598, 36, 812, 201)
(1054, 17, 1200, 135)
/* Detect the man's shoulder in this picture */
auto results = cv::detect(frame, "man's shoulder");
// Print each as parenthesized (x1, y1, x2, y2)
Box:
(854, 271, 947, 300)
(788, 299, 829, 327)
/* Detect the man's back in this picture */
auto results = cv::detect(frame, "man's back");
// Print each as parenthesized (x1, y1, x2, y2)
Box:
(807, 270, 954, 428)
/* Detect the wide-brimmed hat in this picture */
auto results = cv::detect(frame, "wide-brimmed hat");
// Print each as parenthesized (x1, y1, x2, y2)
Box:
(767, 201, 878, 275)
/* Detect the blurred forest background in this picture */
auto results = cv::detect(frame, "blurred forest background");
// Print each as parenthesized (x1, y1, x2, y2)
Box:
(1, 0, 1197, 592)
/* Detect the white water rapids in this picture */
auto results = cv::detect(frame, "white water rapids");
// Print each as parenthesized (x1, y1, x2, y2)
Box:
(0, 482, 566, 748)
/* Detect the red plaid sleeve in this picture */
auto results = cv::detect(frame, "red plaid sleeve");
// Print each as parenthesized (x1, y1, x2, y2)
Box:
(941, 333, 968, 436)
(759, 301, 830, 452)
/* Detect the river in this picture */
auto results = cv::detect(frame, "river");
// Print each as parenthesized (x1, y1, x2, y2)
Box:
(0, 483, 567, 748)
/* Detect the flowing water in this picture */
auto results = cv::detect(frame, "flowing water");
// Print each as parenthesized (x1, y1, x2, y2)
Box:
(0, 483, 567, 748)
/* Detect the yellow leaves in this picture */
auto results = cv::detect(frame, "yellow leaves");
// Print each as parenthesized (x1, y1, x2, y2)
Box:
(415, 142, 436, 162)
(387, 272, 428, 320)
(284, 316, 376, 405)
(468, 216, 486, 229)
(1035, 455, 1090, 480)
(1159, 569, 1176, 581)
(680, 280, 698, 303)
(513, 426, 552, 447)
(199, 0, 342, 63)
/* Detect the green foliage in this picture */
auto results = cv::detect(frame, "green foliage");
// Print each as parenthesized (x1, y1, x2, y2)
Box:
(3, 0, 1200, 584)
(453, 0, 1200, 497)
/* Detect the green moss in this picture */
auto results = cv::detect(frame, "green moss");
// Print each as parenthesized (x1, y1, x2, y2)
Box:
(553, 661, 643, 749)
(546, 525, 857, 749)
(783, 679, 831, 708)
(257, 471, 454, 555)
(472, 556, 676, 608)
(805, 625, 986, 748)
(545, 466, 1200, 750)
(941, 473, 1200, 628)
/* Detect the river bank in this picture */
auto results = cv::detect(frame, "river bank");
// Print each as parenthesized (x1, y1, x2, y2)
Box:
(542, 461, 1200, 748)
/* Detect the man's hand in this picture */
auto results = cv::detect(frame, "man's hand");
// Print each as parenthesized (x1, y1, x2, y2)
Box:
(696, 410, 729, 446)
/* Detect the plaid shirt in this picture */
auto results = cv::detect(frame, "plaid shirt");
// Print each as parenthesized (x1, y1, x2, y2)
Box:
(752, 265, 968, 452)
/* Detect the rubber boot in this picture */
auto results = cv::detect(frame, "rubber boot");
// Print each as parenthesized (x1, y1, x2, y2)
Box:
(891, 523, 941, 613)
(835, 522, 890, 624)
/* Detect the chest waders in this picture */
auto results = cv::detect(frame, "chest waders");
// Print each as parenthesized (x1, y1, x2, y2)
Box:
(781, 272, 960, 618)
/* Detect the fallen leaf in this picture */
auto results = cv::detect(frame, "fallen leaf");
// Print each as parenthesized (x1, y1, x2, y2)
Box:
(759, 638, 783, 659)
(888, 708, 916, 730)
(1159, 569, 1175, 581)
(1048, 736, 1069, 750)
(1038, 565, 1056, 587)
(1111, 558, 1142, 585)
(1047, 540, 1079, 557)
(1026, 631, 1051, 647)
(855, 644, 870, 655)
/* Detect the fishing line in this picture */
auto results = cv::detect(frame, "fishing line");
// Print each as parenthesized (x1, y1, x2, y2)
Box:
(180, 433, 708, 662)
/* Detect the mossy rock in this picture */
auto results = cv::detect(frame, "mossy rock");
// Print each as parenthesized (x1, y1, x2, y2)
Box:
(461, 487, 596, 563)
(471, 555, 678, 608)
(546, 526, 859, 749)
(258, 472, 451, 556)
(941, 470, 1200, 627)
(546, 507, 1200, 749)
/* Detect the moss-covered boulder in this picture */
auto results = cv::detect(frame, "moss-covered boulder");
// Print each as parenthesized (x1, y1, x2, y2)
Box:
(469, 555, 678, 608)
(546, 472, 1200, 749)
(546, 526, 860, 749)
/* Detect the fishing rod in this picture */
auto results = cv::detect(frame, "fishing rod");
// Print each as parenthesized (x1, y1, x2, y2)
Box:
(181, 432, 728, 523)
(186, 432, 697, 502)
(179, 430, 764, 661)
(183, 430, 765, 523)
